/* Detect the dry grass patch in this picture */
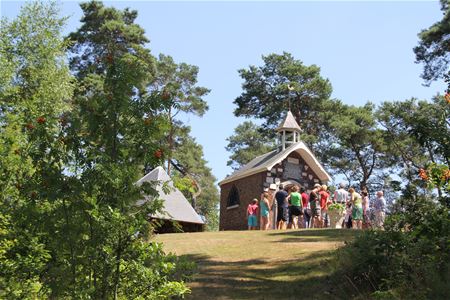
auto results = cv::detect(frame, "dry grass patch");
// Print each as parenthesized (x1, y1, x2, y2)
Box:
(156, 229, 356, 300)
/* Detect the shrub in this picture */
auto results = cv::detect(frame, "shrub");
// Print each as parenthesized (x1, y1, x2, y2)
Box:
(335, 204, 450, 299)
(328, 203, 346, 212)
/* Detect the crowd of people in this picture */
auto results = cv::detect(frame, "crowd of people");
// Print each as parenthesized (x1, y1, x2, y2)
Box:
(246, 182, 387, 231)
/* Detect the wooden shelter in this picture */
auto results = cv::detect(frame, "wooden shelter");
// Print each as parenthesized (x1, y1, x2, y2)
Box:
(137, 167, 205, 233)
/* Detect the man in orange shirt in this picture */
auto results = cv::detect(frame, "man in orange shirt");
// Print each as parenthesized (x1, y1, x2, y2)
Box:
(319, 185, 330, 228)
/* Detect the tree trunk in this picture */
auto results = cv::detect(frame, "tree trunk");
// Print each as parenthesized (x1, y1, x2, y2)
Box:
(167, 108, 173, 174)
(113, 238, 122, 300)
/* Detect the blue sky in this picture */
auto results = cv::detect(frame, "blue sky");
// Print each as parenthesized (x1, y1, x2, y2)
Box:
(1, 1, 446, 184)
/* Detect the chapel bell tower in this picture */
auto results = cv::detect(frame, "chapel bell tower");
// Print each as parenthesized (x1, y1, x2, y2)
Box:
(276, 111, 302, 151)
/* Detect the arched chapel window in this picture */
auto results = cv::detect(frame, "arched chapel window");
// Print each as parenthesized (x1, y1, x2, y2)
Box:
(227, 185, 240, 208)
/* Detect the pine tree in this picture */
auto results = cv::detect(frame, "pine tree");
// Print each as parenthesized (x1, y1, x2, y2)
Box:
(152, 54, 209, 174)
(414, 0, 450, 85)
(171, 125, 219, 230)
(233, 52, 333, 147)
(225, 121, 275, 170)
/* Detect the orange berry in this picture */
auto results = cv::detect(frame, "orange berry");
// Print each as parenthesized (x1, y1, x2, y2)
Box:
(445, 93, 450, 103)
(444, 170, 450, 180)
(154, 149, 163, 159)
(418, 168, 429, 181)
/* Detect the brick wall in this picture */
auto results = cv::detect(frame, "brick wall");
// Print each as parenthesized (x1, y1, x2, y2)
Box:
(219, 151, 327, 231)
(219, 172, 264, 231)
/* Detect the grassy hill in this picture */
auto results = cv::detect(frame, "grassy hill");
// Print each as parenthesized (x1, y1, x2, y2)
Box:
(156, 229, 357, 300)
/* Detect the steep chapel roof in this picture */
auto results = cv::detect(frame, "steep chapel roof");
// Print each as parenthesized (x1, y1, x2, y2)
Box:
(218, 142, 332, 186)
(137, 167, 204, 225)
(276, 110, 301, 132)
(219, 110, 331, 186)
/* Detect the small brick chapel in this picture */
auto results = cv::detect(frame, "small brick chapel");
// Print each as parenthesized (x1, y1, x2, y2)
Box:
(218, 111, 332, 231)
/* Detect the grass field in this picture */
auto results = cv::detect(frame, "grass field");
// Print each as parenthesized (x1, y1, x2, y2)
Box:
(155, 229, 357, 300)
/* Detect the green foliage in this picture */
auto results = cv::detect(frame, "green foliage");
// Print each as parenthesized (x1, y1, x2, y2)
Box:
(426, 163, 450, 193)
(414, 0, 450, 84)
(328, 203, 345, 212)
(225, 121, 275, 170)
(0, 1, 73, 297)
(419, 163, 450, 208)
(1, 0, 194, 298)
(152, 53, 210, 174)
(233, 52, 333, 146)
(334, 10, 450, 289)
(154, 54, 210, 117)
(377, 99, 430, 179)
(171, 125, 219, 231)
(405, 96, 449, 165)
(151, 52, 215, 230)
(62, 1, 191, 297)
(336, 97, 450, 297)
(377, 96, 449, 195)
(336, 97, 450, 299)
(173, 174, 197, 195)
(0, 213, 49, 298)
(336, 203, 450, 299)
(111, 242, 192, 299)
(323, 102, 389, 190)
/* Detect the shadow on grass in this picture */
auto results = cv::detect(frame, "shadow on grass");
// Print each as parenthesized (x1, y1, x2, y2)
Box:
(182, 250, 354, 300)
(269, 228, 358, 244)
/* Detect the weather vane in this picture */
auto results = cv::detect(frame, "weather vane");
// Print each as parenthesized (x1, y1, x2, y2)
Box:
(287, 84, 294, 111)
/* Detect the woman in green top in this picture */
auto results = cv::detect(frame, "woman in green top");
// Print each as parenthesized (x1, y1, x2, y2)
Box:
(349, 187, 363, 229)
(260, 192, 271, 230)
(287, 185, 303, 229)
